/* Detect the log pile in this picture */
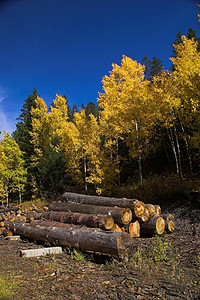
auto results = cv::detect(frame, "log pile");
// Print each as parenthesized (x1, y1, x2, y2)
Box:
(0, 193, 175, 259)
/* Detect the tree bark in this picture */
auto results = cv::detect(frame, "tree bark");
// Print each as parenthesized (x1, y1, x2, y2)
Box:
(38, 211, 114, 230)
(140, 216, 165, 236)
(49, 201, 132, 225)
(62, 192, 145, 218)
(5, 221, 134, 259)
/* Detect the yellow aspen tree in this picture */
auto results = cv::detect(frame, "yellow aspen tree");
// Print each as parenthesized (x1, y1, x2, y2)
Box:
(74, 109, 103, 193)
(30, 95, 49, 164)
(98, 55, 156, 186)
(170, 36, 200, 149)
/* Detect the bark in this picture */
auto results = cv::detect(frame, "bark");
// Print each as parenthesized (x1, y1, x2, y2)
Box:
(49, 201, 132, 225)
(62, 192, 145, 218)
(140, 217, 165, 236)
(5, 221, 134, 259)
(39, 211, 114, 230)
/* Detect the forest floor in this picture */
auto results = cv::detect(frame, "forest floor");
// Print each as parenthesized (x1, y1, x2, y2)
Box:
(0, 199, 200, 300)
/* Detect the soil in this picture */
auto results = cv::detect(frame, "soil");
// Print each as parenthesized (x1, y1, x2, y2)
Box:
(0, 200, 200, 300)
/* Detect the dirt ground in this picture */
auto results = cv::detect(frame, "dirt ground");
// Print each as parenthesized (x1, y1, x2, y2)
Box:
(0, 200, 200, 300)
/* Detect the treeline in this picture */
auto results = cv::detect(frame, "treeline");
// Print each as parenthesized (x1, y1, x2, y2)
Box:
(0, 31, 200, 204)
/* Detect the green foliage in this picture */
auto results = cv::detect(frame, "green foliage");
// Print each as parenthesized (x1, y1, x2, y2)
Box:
(0, 132, 27, 205)
(69, 249, 93, 262)
(0, 274, 19, 299)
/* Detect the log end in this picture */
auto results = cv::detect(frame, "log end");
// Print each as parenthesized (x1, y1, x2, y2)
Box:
(121, 208, 132, 224)
(156, 217, 165, 235)
(134, 201, 145, 217)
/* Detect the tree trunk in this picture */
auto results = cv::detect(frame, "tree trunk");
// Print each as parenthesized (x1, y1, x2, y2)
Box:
(135, 119, 143, 186)
(180, 122, 193, 175)
(5, 221, 134, 259)
(140, 216, 165, 236)
(62, 192, 145, 218)
(49, 201, 132, 225)
(38, 211, 114, 230)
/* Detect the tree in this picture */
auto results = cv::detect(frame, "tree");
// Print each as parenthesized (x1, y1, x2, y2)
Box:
(0, 132, 27, 205)
(12, 88, 38, 199)
(142, 56, 163, 81)
(98, 56, 156, 186)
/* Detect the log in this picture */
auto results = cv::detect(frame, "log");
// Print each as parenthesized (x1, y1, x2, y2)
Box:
(127, 220, 140, 238)
(145, 204, 155, 216)
(162, 214, 175, 233)
(27, 212, 43, 221)
(49, 201, 132, 225)
(0, 206, 19, 213)
(140, 217, 165, 236)
(111, 224, 125, 232)
(4, 221, 134, 259)
(20, 247, 62, 258)
(154, 205, 161, 217)
(0, 221, 4, 227)
(62, 192, 145, 218)
(137, 208, 150, 223)
(40, 211, 114, 230)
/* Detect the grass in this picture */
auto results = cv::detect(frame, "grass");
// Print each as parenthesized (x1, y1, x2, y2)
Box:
(0, 274, 19, 299)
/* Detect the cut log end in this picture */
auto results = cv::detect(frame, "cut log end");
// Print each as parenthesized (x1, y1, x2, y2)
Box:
(104, 215, 114, 230)
(156, 217, 165, 235)
(121, 209, 132, 224)
(134, 201, 145, 217)
(166, 220, 175, 233)
(128, 221, 140, 238)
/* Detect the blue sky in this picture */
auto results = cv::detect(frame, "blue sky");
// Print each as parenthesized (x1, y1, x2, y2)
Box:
(0, 0, 199, 134)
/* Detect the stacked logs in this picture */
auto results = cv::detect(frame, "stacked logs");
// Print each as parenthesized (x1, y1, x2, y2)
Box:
(1, 193, 175, 259)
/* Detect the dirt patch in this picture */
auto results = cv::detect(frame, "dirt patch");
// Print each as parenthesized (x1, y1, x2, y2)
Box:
(0, 202, 200, 299)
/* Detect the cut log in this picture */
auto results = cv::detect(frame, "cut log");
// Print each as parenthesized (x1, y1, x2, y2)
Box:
(27, 212, 43, 221)
(111, 224, 125, 232)
(127, 220, 140, 238)
(137, 208, 150, 223)
(140, 217, 165, 236)
(0, 206, 19, 213)
(154, 205, 161, 217)
(0, 221, 4, 227)
(40, 211, 114, 230)
(145, 204, 155, 216)
(4, 221, 134, 259)
(162, 214, 175, 233)
(49, 201, 132, 225)
(62, 192, 145, 218)
(20, 247, 62, 258)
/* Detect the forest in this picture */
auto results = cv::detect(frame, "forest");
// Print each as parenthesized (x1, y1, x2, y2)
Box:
(0, 27, 200, 206)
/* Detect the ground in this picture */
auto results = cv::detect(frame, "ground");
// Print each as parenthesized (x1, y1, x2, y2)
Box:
(0, 200, 200, 300)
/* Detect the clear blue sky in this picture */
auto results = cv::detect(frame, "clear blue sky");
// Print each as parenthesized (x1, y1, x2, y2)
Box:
(0, 0, 199, 134)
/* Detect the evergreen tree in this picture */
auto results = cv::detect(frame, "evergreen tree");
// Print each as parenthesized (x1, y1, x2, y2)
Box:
(12, 88, 38, 199)
(142, 56, 163, 81)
